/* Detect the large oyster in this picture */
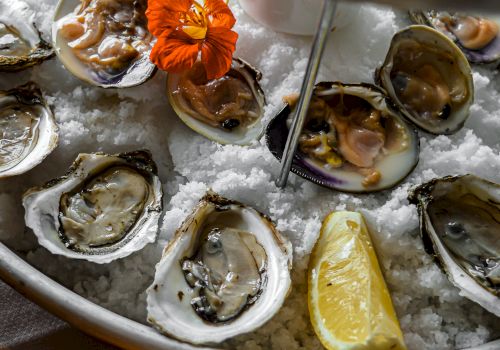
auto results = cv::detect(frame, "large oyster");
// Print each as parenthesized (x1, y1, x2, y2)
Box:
(0, 1, 54, 71)
(0, 82, 58, 178)
(147, 192, 292, 344)
(167, 58, 265, 145)
(376, 25, 474, 135)
(266, 82, 419, 193)
(52, 0, 156, 88)
(410, 10, 500, 65)
(23, 151, 163, 263)
(408, 175, 500, 316)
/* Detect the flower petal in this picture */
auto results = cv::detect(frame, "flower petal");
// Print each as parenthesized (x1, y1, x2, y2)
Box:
(201, 27, 238, 80)
(204, 0, 236, 29)
(146, 0, 193, 37)
(150, 30, 200, 73)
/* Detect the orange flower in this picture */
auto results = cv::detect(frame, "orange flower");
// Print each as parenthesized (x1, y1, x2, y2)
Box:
(146, 0, 238, 80)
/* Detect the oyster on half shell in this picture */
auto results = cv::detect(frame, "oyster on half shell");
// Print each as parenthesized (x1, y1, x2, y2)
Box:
(23, 151, 163, 263)
(147, 192, 292, 344)
(167, 58, 266, 145)
(0, 82, 58, 178)
(0, 2, 54, 71)
(409, 175, 500, 316)
(376, 25, 474, 135)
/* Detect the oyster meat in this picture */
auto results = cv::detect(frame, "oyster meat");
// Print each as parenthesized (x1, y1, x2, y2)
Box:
(409, 175, 500, 316)
(0, 82, 58, 178)
(167, 58, 265, 145)
(23, 151, 163, 263)
(410, 10, 500, 65)
(376, 25, 474, 134)
(147, 192, 292, 344)
(0, 1, 54, 71)
(266, 82, 419, 193)
(53, 0, 156, 88)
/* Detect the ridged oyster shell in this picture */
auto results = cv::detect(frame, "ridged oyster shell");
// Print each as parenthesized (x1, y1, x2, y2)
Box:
(147, 191, 292, 344)
(23, 150, 163, 264)
(408, 174, 500, 316)
(0, 82, 58, 178)
(0, 1, 54, 71)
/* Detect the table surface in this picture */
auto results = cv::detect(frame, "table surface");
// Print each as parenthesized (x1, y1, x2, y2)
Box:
(0, 280, 117, 350)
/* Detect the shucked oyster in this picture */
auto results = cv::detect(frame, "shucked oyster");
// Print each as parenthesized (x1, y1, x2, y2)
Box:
(266, 82, 419, 193)
(23, 151, 163, 263)
(167, 58, 265, 145)
(147, 192, 292, 344)
(410, 10, 500, 65)
(53, 0, 156, 88)
(409, 175, 500, 316)
(0, 82, 58, 178)
(376, 25, 474, 135)
(0, 1, 54, 71)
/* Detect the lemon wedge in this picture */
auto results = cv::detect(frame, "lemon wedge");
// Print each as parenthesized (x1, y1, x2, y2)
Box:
(308, 211, 407, 350)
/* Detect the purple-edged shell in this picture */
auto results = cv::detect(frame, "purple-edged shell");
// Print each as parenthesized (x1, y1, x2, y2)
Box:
(52, 0, 156, 88)
(266, 82, 419, 193)
(410, 10, 500, 65)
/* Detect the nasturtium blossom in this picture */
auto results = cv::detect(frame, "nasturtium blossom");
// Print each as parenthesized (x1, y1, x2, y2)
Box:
(146, 0, 238, 80)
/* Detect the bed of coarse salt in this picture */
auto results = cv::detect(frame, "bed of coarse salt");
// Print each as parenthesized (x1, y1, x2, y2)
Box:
(0, 0, 499, 349)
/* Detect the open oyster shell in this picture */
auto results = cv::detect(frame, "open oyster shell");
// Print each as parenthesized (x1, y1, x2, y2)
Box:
(147, 191, 292, 344)
(52, 0, 156, 88)
(0, 2, 54, 71)
(23, 150, 163, 264)
(167, 58, 265, 145)
(410, 10, 500, 65)
(0, 82, 58, 178)
(376, 25, 474, 135)
(408, 175, 500, 316)
(266, 82, 419, 193)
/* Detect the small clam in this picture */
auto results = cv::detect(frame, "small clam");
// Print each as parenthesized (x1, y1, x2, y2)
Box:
(52, 0, 156, 88)
(376, 25, 474, 135)
(410, 10, 500, 65)
(167, 58, 266, 145)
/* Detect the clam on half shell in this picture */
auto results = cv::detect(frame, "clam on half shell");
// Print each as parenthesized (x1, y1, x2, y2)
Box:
(0, 82, 58, 178)
(23, 151, 163, 264)
(410, 10, 500, 65)
(266, 82, 419, 193)
(167, 58, 266, 145)
(0, 1, 54, 71)
(147, 192, 292, 344)
(376, 25, 474, 135)
(408, 175, 500, 316)
(52, 0, 156, 88)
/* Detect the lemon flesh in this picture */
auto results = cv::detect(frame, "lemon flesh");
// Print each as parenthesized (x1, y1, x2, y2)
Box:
(308, 211, 407, 350)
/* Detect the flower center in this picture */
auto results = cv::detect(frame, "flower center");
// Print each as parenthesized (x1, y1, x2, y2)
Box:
(181, 2, 208, 40)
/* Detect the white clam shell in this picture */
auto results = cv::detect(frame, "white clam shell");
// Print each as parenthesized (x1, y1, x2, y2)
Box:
(146, 192, 292, 345)
(23, 151, 163, 264)
(0, 83, 58, 178)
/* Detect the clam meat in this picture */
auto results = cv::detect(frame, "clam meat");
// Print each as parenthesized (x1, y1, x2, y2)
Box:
(409, 175, 500, 316)
(167, 59, 265, 145)
(147, 192, 292, 344)
(410, 10, 500, 64)
(0, 1, 54, 71)
(53, 0, 155, 88)
(377, 25, 474, 135)
(0, 82, 58, 178)
(266, 82, 419, 193)
(23, 151, 163, 263)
